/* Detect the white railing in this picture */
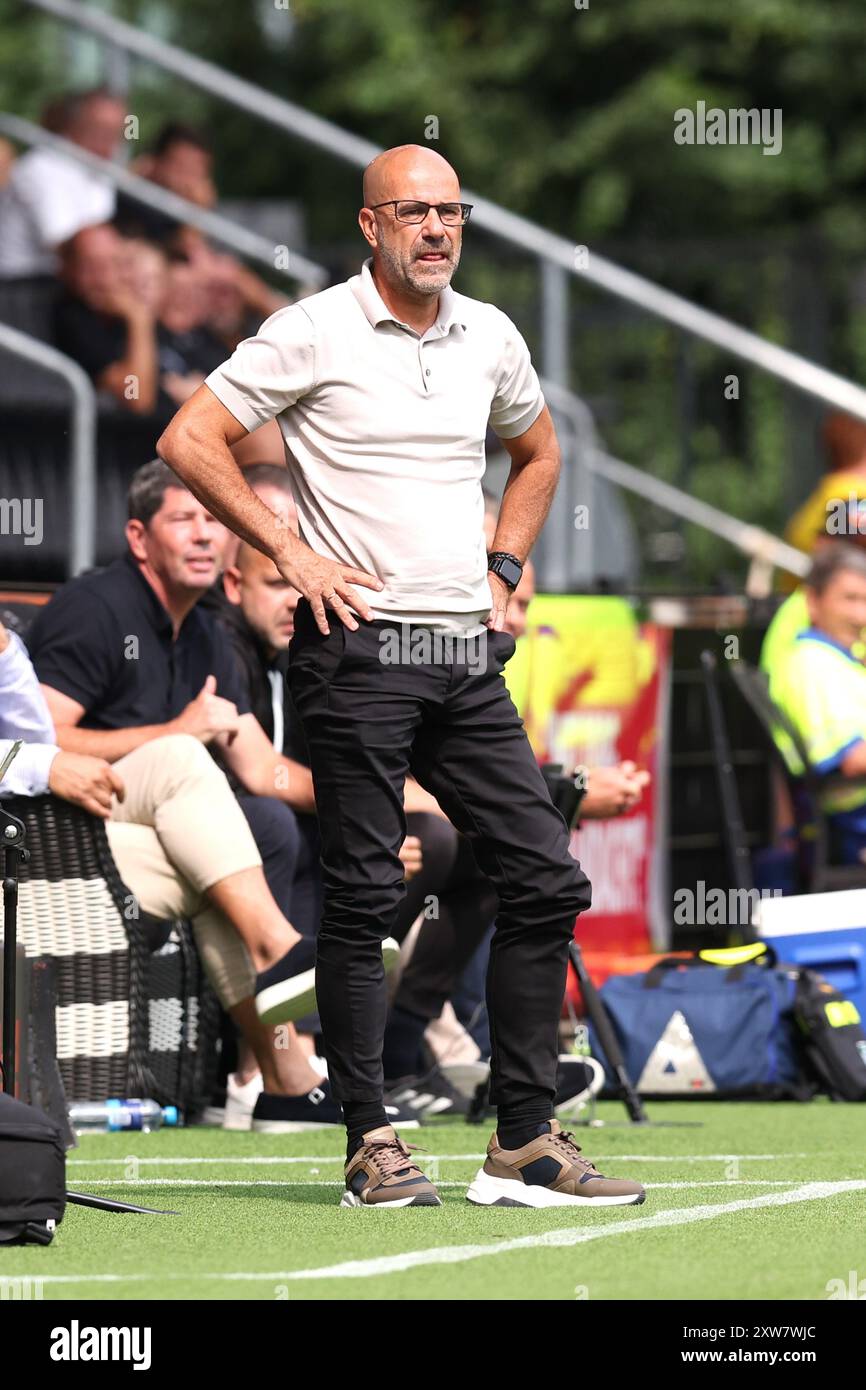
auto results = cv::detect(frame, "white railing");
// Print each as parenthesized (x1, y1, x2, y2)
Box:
(541, 380, 810, 596)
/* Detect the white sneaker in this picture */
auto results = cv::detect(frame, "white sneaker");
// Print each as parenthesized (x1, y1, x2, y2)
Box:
(223, 1070, 264, 1131)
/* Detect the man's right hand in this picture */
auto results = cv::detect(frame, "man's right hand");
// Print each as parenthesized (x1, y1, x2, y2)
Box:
(170, 675, 240, 745)
(276, 544, 383, 635)
(49, 752, 125, 819)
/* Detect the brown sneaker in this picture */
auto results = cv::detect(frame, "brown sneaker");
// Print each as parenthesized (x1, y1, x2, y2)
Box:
(466, 1118, 646, 1208)
(341, 1124, 443, 1208)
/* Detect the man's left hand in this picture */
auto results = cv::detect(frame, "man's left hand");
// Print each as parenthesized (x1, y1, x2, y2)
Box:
(0, 622, 9, 654)
(484, 572, 511, 632)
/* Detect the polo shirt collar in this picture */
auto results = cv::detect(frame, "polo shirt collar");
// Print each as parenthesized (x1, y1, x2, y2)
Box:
(351, 259, 465, 335)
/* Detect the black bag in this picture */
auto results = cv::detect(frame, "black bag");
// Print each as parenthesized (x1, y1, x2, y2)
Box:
(793, 971, 866, 1101)
(0, 1092, 66, 1245)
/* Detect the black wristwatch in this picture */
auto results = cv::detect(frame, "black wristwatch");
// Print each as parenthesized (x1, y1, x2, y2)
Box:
(488, 551, 523, 591)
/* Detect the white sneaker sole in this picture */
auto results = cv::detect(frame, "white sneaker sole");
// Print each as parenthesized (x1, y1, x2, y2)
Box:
(255, 969, 318, 1027)
(465, 1169, 646, 1208)
(256, 939, 402, 1027)
(340, 1190, 442, 1209)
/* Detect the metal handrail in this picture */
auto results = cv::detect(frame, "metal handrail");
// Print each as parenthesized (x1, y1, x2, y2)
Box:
(0, 322, 96, 576)
(23, 0, 866, 423)
(542, 378, 811, 593)
(0, 113, 328, 289)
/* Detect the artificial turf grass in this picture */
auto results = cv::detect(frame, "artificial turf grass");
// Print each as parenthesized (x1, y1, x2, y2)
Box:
(1, 1100, 864, 1301)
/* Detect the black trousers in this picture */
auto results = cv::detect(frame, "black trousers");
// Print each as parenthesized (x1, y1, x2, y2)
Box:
(395, 818, 498, 1022)
(287, 599, 591, 1109)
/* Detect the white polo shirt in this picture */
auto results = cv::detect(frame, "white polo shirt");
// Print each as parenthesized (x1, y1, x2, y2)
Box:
(205, 260, 545, 630)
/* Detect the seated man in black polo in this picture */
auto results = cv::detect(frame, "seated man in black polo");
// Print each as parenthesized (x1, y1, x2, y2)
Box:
(26, 459, 320, 1018)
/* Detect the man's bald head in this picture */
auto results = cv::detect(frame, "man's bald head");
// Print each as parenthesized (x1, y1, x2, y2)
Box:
(359, 144, 464, 300)
(362, 145, 459, 209)
(224, 540, 300, 654)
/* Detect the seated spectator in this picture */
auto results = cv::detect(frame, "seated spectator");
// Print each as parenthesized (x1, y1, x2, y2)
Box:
(26, 459, 325, 976)
(115, 122, 217, 245)
(54, 224, 162, 417)
(767, 544, 866, 867)
(761, 413, 866, 669)
(55, 228, 228, 416)
(762, 505, 866, 674)
(114, 120, 290, 347)
(157, 255, 228, 404)
(786, 412, 866, 559)
(0, 88, 125, 278)
(0, 618, 344, 1132)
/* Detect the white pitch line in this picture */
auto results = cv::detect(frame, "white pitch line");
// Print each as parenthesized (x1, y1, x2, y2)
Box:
(220, 1180, 866, 1282)
(66, 1152, 811, 1166)
(67, 1178, 820, 1190)
(16, 1180, 864, 1290)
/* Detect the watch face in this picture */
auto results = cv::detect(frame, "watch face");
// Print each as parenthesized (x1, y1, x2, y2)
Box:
(492, 556, 522, 589)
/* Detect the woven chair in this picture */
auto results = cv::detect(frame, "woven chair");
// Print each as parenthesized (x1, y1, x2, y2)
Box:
(0, 792, 220, 1110)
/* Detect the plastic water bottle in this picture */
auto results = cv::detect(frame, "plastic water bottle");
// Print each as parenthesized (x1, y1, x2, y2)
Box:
(68, 1099, 180, 1133)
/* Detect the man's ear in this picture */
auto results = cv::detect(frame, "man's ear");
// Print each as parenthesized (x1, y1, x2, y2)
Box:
(804, 586, 818, 625)
(358, 207, 378, 252)
(125, 519, 147, 563)
(222, 566, 242, 605)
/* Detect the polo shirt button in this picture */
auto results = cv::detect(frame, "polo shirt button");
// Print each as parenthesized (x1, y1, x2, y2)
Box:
(425, 368, 431, 377)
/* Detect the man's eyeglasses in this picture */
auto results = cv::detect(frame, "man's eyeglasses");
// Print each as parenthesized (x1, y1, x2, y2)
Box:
(371, 200, 473, 226)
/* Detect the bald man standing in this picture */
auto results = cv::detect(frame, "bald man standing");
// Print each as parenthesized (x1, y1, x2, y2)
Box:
(159, 145, 645, 1210)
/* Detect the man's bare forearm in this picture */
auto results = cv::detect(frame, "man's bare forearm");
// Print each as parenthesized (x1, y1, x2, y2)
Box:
(492, 449, 560, 561)
(277, 757, 316, 813)
(53, 721, 173, 762)
(158, 410, 305, 565)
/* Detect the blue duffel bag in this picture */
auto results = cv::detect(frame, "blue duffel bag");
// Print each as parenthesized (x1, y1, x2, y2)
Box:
(587, 952, 814, 1099)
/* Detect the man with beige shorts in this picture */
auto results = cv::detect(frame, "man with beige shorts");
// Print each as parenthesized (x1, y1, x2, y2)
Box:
(0, 618, 343, 1128)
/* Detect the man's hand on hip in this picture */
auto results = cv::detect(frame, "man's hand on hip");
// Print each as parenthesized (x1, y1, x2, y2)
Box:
(49, 751, 125, 819)
(484, 572, 510, 632)
(276, 542, 383, 635)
